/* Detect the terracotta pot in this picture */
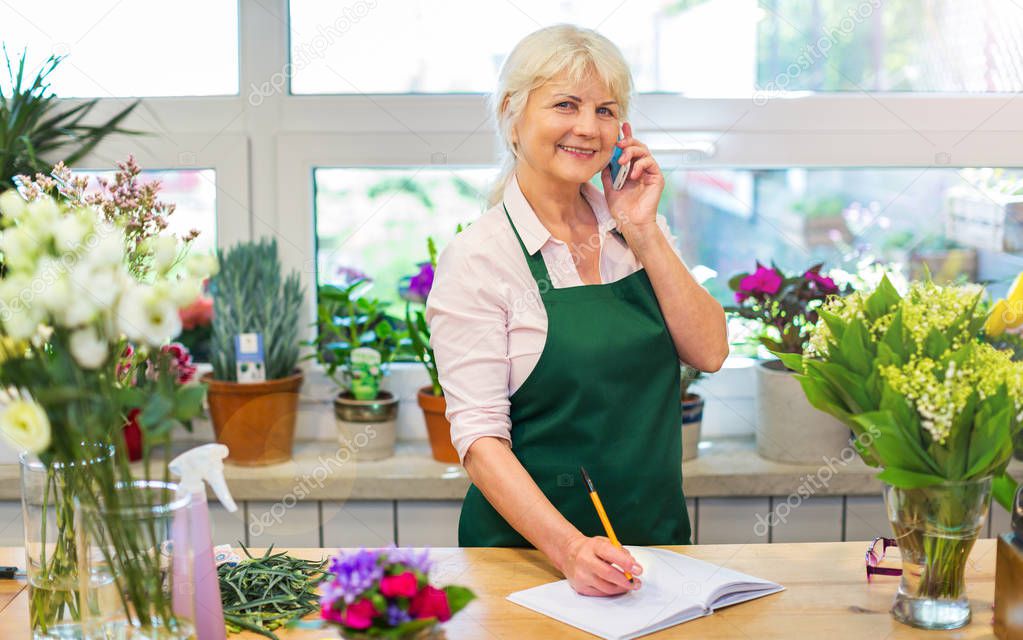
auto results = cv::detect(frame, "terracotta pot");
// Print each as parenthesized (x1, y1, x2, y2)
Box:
(681, 393, 704, 462)
(334, 390, 399, 461)
(417, 386, 459, 463)
(203, 371, 303, 466)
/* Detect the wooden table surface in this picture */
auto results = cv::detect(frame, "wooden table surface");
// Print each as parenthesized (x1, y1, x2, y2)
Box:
(0, 540, 1004, 639)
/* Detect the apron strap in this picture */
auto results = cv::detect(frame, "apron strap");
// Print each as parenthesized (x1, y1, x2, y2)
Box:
(502, 202, 552, 286)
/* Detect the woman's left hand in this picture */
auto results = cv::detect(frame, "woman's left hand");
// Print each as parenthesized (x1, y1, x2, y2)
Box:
(601, 122, 665, 233)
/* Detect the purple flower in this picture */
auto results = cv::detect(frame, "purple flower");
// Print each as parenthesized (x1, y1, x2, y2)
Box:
(384, 547, 433, 575)
(321, 549, 385, 607)
(336, 265, 371, 287)
(387, 602, 413, 626)
(406, 263, 434, 302)
(738, 266, 783, 298)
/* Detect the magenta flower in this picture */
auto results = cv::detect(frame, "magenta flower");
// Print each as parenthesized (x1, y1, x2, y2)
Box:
(738, 266, 783, 297)
(804, 269, 838, 294)
(342, 598, 378, 630)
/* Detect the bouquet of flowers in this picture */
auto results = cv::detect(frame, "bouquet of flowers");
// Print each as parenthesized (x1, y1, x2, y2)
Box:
(725, 261, 848, 356)
(318, 548, 475, 639)
(0, 168, 214, 635)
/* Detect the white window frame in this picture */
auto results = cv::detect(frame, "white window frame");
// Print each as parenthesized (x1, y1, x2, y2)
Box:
(63, 0, 1023, 378)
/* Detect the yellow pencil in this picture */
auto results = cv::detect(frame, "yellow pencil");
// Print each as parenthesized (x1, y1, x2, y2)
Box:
(580, 466, 634, 583)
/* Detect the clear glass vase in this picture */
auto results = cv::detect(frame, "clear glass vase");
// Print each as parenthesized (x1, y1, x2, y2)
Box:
(20, 448, 111, 640)
(883, 477, 992, 630)
(75, 480, 195, 640)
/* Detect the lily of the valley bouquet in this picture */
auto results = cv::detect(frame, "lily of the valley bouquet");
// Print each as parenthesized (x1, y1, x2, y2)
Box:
(316, 548, 475, 639)
(778, 274, 1022, 608)
(0, 158, 216, 635)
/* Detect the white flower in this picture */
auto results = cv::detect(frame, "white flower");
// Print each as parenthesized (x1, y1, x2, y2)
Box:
(116, 283, 182, 346)
(0, 388, 51, 454)
(0, 226, 41, 272)
(24, 197, 59, 238)
(67, 261, 124, 323)
(88, 223, 127, 269)
(33, 257, 71, 316)
(183, 253, 218, 279)
(149, 236, 180, 274)
(167, 277, 202, 308)
(53, 210, 95, 254)
(0, 190, 27, 221)
(0, 275, 44, 340)
(69, 326, 108, 369)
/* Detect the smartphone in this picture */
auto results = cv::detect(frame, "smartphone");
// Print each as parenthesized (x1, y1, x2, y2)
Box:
(608, 124, 631, 190)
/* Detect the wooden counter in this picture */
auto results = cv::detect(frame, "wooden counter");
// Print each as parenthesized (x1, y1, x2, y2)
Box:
(0, 541, 1003, 639)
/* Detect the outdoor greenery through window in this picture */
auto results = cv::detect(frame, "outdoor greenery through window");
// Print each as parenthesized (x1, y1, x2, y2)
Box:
(290, 0, 1023, 95)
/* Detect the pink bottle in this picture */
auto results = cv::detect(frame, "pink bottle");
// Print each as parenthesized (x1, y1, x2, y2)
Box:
(170, 444, 237, 640)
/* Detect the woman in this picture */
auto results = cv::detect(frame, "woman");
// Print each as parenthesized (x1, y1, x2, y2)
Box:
(425, 24, 729, 597)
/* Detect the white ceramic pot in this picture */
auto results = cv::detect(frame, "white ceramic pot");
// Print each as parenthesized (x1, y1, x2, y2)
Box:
(333, 391, 399, 461)
(681, 393, 704, 462)
(754, 359, 852, 464)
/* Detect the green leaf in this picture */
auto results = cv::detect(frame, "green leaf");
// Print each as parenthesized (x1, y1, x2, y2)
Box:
(772, 351, 804, 373)
(875, 467, 945, 488)
(138, 395, 174, 429)
(880, 308, 906, 361)
(173, 384, 207, 422)
(923, 328, 950, 360)
(993, 473, 1019, 512)
(852, 410, 942, 476)
(864, 274, 902, 320)
(444, 585, 477, 615)
(804, 360, 871, 413)
(838, 319, 872, 376)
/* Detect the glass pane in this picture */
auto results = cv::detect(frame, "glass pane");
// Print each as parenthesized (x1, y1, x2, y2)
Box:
(662, 166, 1023, 312)
(2, 1, 238, 97)
(290, 0, 1023, 95)
(73, 169, 218, 257)
(314, 168, 495, 309)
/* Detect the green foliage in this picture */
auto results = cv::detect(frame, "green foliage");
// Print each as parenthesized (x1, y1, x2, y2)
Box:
(680, 364, 704, 400)
(781, 272, 1022, 510)
(0, 47, 141, 193)
(305, 280, 402, 392)
(210, 239, 304, 381)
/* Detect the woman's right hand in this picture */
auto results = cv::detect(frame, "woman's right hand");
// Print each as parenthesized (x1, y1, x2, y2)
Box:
(561, 535, 643, 596)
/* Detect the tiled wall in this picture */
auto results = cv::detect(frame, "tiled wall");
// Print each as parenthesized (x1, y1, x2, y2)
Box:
(0, 495, 1012, 549)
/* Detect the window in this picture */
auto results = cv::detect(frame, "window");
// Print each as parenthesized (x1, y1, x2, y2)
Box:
(2, 0, 238, 97)
(289, 0, 1023, 95)
(74, 169, 219, 256)
(314, 168, 494, 308)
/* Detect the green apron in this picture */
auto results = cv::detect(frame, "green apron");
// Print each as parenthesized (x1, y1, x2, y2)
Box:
(457, 203, 692, 547)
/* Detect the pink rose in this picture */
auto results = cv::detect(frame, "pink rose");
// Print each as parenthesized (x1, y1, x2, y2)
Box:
(409, 586, 451, 622)
(738, 266, 783, 297)
(380, 571, 419, 598)
(342, 598, 378, 630)
(321, 602, 344, 624)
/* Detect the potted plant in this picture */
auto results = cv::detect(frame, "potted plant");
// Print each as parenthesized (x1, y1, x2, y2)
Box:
(204, 239, 305, 466)
(681, 365, 704, 462)
(1, 48, 139, 195)
(403, 238, 458, 463)
(308, 280, 402, 461)
(725, 261, 853, 464)
(781, 274, 1021, 630)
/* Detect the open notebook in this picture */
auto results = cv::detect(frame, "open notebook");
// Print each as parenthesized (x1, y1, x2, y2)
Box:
(507, 546, 784, 640)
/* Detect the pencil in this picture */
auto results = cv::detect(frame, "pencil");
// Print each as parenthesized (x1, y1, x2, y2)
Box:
(579, 466, 634, 583)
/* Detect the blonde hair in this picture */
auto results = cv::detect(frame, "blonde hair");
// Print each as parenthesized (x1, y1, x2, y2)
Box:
(486, 24, 635, 207)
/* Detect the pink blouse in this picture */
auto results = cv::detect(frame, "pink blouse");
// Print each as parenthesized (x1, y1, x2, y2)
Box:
(424, 174, 684, 464)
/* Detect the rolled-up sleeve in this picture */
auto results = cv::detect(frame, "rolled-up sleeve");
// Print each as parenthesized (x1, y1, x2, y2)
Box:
(425, 240, 512, 465)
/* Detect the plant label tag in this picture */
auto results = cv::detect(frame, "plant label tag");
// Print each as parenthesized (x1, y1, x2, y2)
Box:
(235, 333, 266, 383)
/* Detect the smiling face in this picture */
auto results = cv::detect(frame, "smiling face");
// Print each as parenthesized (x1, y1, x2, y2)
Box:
(512, 69, 621, 187)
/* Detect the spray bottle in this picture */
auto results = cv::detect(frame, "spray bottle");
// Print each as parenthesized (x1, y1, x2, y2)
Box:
(170, 444, 237, 640)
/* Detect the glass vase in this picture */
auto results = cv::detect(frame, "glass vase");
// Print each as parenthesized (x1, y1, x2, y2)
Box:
(883, 477, 992, 630)
(20, 447, 111, 640)
(75, 480, 194, 640)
